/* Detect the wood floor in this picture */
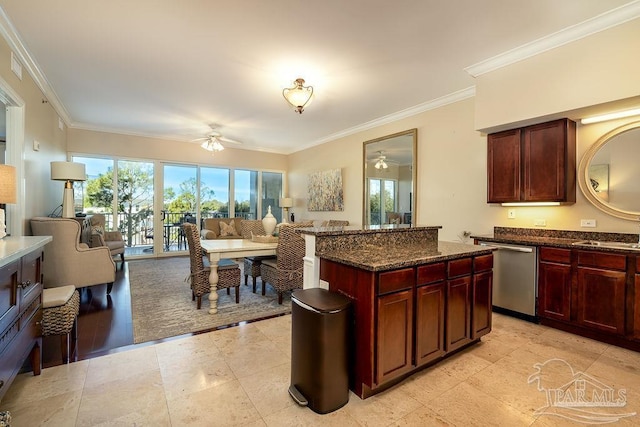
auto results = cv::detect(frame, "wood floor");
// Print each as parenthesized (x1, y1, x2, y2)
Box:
(42, 262, 136, 368)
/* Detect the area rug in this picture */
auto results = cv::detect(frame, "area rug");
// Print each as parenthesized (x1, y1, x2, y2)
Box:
(128, 257, 291, 343)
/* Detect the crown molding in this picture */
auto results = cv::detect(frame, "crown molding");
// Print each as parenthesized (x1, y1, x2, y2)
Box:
(465, 0, 640, 77)
(296, 86, 476, 153)
(0, 7, 72, 125)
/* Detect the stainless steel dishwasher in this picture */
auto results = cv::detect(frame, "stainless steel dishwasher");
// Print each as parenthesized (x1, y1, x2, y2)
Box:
(477, 241, 538, 321)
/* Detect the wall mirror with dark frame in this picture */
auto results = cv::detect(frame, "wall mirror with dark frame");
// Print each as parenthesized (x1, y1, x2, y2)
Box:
(578, 120, 640, 220)
(363, 129, 417, 227)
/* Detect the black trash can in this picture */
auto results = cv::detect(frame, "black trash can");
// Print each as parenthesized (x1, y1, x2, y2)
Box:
(288, 288, 351, 414)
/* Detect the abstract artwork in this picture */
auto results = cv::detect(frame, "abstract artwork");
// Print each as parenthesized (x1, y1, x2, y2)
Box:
(308, 168, 344, 211)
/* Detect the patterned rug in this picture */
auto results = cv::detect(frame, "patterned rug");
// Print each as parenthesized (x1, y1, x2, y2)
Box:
(128, 257, 291, 343)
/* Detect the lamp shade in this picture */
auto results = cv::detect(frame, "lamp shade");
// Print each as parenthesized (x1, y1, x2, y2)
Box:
(279, 197, 293, 208)
(0, 164, 17, 204)
(51, 161, 86, 181)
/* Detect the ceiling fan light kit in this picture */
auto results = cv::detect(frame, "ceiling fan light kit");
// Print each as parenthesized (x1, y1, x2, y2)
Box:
(200, 137, 225, 153)
(282, 78, 313, 114)
(374, 152, 388, 169)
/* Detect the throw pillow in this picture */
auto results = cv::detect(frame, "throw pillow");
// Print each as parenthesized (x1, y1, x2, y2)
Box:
(91, 225, 104, 235)
(219, 220, 239, 237)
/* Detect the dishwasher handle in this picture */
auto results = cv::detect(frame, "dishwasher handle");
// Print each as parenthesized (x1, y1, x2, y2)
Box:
(478, 242, 534, 253)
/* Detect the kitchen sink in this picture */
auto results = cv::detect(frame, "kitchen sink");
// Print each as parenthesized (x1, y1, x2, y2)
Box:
(571, 240, 640, 251)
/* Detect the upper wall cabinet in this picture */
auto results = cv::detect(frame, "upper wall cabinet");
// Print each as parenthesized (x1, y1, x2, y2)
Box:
(487, 118, 576, 204)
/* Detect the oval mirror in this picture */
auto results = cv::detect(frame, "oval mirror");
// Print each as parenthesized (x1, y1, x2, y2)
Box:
(363, 129, 417, 226)
(578, 121, 640, 220)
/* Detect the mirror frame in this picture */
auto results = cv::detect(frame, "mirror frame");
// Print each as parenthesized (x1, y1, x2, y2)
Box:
(362, 128, 417, 226)
(578, 120, 640, 220)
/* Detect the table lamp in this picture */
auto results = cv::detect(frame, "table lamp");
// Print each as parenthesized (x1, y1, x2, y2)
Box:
(0, 164, 16, 239)
(279, 197, 293, 223)
(51, 161, 86, 218)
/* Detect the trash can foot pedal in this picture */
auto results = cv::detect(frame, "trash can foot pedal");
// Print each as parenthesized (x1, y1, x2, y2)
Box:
(288, 385, 308, 406)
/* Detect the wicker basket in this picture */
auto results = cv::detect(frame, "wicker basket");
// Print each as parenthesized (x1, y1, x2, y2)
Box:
(252, 234, 278, 243)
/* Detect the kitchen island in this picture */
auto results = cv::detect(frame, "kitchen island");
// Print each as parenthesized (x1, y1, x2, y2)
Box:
(300, 226, 494, 399)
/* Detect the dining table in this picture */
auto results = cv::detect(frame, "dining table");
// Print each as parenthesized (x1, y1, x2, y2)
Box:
(200, 238, 278, 314)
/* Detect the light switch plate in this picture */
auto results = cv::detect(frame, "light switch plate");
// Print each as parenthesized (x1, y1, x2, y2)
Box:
(581, 219, 597, 228)
(319, 279, 329, 290)
(33, 140, 40, 151)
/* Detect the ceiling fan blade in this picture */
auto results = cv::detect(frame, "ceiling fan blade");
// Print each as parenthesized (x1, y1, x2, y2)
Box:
(218, 136, 242, 145)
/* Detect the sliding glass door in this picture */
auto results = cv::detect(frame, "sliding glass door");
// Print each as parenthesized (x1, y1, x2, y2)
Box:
(368, 178, 397, 226)
(234, 169, 258, 219)
(162, 164, 196, 253)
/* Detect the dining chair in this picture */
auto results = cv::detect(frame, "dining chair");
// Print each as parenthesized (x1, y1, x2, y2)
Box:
(260, 223, 307, 304)
(240, 219, 276, 293)
(182, 223, 241, 308)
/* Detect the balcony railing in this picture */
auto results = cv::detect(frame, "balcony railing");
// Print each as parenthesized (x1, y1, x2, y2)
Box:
(93, 210, 256, 250)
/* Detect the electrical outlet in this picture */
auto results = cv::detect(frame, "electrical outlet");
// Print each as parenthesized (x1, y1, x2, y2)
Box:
(581, 219, 597, 228)
(534, 219, 546, 227)
(319, 279, 329, 290)
(508, 209, 516, 219)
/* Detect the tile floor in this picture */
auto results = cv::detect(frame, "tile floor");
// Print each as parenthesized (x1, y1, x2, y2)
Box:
(2, 312, 640, 426)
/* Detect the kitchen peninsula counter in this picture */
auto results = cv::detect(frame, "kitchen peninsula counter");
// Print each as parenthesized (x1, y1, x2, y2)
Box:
(304, 226, 494, 399)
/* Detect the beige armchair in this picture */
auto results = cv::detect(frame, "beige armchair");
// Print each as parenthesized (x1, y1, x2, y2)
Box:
(30, 217, 116, 293)
(88, 214, 126, 268)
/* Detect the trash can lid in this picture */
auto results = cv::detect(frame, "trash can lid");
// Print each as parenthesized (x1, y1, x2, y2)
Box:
(292, 288, 351, 313)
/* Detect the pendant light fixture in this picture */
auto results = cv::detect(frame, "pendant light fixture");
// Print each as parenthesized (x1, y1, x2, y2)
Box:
(282, 78, 313, 114)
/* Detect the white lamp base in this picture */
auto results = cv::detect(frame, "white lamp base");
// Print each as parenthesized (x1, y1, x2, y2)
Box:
(0, 208, 6, 238)
(61, 187, 75, 218)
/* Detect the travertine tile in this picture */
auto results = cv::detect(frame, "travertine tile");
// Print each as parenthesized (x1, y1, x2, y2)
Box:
(167, 379, 261, 426)
(392, 405, 453, 426)
(209, 322, 270, 352)
(155, 332, 222, 368)
(160, 356, 237, 401)
(76, 369, 170, 426)
(262, 403, 361, 426)
(238, 362, 294, 418)
(1, 389, 82, 427)
(221, 339, 290, 379)
(1, 360, 89, 406)
(427, 381, 534, 426)
(84, 345, 159, 388)
(343, 386, 423, 426)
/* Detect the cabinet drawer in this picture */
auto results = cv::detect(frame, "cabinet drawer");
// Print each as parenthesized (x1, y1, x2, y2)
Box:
(578, 251, 626, 271)
(417, 263, 445, 286)
(378, 268, 414, 295)
(474, 254, 493, 273)
(540, 247, 570, 264)
(447, 258, 472, 278)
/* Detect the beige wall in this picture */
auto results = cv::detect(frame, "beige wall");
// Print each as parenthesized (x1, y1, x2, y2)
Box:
(0, 36, 67, 235)
(475, 19, 640, 133)
(289, 99, 640, 241)
(67, 128, 287, 172)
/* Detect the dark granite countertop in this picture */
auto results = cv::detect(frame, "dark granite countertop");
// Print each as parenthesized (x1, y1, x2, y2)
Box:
(299, 224, 442, 237)
(318, 241, 493, 272)
(471, 227, 640, 254)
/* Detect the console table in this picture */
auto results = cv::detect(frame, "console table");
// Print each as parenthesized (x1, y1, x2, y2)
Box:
(0, 236, 51, 401)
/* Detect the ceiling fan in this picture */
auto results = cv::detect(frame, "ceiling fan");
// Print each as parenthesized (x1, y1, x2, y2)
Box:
(192, 124, 242, 152)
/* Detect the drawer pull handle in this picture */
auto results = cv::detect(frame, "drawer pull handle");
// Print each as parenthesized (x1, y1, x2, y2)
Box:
(19, 280, 32, 289)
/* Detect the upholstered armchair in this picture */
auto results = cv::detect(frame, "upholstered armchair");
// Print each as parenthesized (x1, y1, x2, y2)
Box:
(260, 223, 306, 304)
(240, 219, 276, 292)
(30, 217, 116, 293)
(88, 214, 126, 268)
(386, 212, 403, 224)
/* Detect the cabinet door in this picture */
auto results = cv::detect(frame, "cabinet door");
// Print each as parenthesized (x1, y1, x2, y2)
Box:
(376, 289, 413, 385)
(522, 119, 574, 202)
(538, 261, 572, 321)
(415, 283, 445, 366)
(487, 128, 521, 203)
(472, 270, 492, 339)
(0, 260, 20, 336)
(446, 276, 472, 351)
(577, 267, 626, 335)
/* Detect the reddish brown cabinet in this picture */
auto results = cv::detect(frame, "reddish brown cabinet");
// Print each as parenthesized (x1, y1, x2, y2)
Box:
(320, 253, 492, 399)
(487, 118, 576, 204)
(576, 251, 627, 335)
(0, 247, 44, 401)
(538, 247, 572, 322)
